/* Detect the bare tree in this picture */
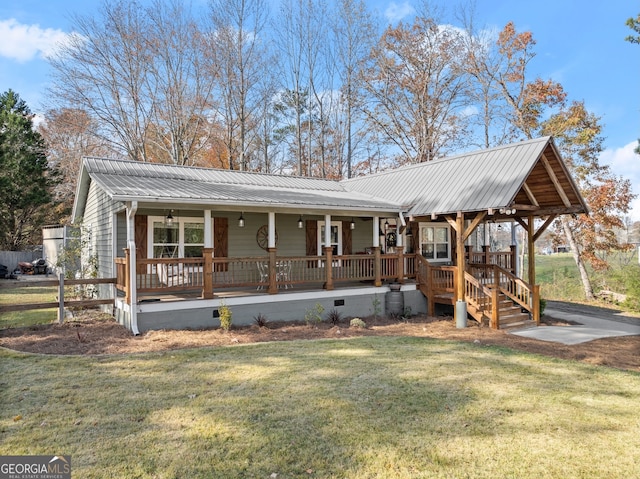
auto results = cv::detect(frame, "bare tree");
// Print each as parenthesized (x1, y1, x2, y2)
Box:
(38, 108, 110, 218)
(273, 0, 313, 175)
(144, 0, 217, 165)
(49, 0, 215, 165)
(49, 0, 154, 161)
(208, 0, 272, 171)
(361, 15, 472, 164)
(331, 0, 377, 177)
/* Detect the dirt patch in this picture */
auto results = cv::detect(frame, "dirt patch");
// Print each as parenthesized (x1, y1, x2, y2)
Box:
(1, 311, 639, 372)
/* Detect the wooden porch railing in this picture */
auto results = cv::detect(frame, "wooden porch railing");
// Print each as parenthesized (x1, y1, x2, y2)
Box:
(466, 245, 517, 274)
(415, 255, 539, 329)
(115, 250, 417, 302)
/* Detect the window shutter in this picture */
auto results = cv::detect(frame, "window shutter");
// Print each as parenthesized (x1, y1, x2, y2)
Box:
(134, 215, 147, 259)
(342, 221, 352, 255)
(214, 217, 228, 272)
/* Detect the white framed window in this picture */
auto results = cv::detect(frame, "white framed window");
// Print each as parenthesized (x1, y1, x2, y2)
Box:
(149, 216, 207, 258)
(419, 223, 450, 262)
(317, 221, 342, 256)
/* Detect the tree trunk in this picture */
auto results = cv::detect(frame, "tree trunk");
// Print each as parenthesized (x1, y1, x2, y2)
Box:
(561, 216, 594, 300)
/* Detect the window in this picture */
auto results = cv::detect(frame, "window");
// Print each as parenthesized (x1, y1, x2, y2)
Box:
(153, 221, 179, 258)
(419, 223, 450, 261)
(149, 216, 206, 258)
(317, 221, 342, 256)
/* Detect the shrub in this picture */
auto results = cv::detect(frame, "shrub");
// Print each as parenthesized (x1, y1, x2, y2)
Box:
(539, 297, 547, 316)
(304, 303, 325, 326)
(327, 309, 342, 325)
(219, 301, 233, 331)
(350, 318, 366, 329)
(370, 295, 381, 319)
(253, 313, 269, 327)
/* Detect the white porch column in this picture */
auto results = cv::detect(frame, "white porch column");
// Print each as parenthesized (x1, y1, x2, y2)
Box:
(204, 209, 212, 248)
(396, 214, 404, 248)
(324, 214, 332, 248)
(373, 216, 380, 247)
(126, 201, 140, 335)
(268, 212, 276, 248)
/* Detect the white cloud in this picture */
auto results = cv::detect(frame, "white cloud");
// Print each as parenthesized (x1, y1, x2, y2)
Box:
(600, 141, 640, 220)
(384, 2, 415, 24)
(0, 18, 70, 62)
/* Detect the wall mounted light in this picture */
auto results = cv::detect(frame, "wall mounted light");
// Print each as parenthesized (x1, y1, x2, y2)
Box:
(238, 213, 245, 228)
(350, 218, 355, 230)
(165, 210, 174, 226)
(298, 215, 304, 229)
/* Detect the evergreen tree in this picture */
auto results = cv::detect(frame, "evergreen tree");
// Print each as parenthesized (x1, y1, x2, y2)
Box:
(0, 89, 57, 250)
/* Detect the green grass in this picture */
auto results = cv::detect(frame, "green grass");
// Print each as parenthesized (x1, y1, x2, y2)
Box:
(2, 337, 639, 478)
(0, 286, 57, 328)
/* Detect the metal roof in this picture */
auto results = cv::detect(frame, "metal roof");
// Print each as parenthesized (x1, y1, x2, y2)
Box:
(342, 136, 584, 217)
(78, 157, 402, 214)
(73, 137, 587, 220)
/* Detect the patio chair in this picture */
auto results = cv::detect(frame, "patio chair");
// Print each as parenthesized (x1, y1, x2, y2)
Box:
(277, 261, 292, 289)
(157, 263, 190, 288)
(256, 262, 269, 290)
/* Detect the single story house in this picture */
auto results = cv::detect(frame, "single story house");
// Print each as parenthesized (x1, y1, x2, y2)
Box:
(72, 136, 587, 334)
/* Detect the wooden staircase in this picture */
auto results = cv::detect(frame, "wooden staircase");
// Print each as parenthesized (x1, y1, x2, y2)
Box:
(416, 256, 540, 330)
(467, 293, 533, 329)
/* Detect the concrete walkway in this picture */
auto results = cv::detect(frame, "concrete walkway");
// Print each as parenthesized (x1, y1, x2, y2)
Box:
(510, 300, 640, 345)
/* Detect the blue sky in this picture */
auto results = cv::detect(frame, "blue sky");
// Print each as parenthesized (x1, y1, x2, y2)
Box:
(1, 0, 639, 217)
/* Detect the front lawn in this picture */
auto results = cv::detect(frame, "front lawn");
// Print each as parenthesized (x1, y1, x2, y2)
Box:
(1, 337, 639, 478)
(0, 286, 57, 328)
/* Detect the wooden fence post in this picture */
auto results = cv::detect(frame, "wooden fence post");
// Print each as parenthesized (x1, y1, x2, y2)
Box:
(58, 273, 65, 324)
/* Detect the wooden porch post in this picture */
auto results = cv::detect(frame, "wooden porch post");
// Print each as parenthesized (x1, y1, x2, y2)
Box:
(324, 246, 334, 290)
(397, 249, 405, 284)
(483, 245, 490, 265)
(202, 247, 214, 299)
(372, 216, 382, 287)
(268, 247, 278, 294)
(455, 213, 465, 302)
(510, 245, 517, 274)
(124, 248, 131, 304)
(490, 288, 500, 329)
(532, 284, 541, 325)
(426, 261, 435, 317)
(373, 246, 382, 287)
(527, 215, 535, 285)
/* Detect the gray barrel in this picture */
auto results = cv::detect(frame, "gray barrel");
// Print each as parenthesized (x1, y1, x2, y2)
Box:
(385, 290, 404, 316)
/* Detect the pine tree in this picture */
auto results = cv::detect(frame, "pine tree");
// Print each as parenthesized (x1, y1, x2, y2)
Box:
(0, 89, 57, 250)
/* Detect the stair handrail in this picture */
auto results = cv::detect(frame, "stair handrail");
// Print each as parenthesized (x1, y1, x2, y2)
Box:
(464, 271, 494, 318)
(468, 263, 540, 324)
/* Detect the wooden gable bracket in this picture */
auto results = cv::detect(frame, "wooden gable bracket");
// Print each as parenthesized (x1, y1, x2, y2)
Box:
(514, 214, 558, 242)
(541, 154, 572, 208)
(522, 182, 539, 207)
(444, 211, 486, 242)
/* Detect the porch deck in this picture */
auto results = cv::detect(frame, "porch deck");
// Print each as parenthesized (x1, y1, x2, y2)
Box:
(113, 247, 537, 331)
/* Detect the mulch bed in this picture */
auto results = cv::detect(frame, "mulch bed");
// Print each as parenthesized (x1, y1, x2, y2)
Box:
(1, 311, 639, 372)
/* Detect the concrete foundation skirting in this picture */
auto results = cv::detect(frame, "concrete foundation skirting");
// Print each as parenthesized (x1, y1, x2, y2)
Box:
(115, 285, 427, 333)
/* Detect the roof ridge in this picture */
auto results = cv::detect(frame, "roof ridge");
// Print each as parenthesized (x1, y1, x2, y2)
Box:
(83, 156, 341, 184)
(341, 137, 551, 183)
